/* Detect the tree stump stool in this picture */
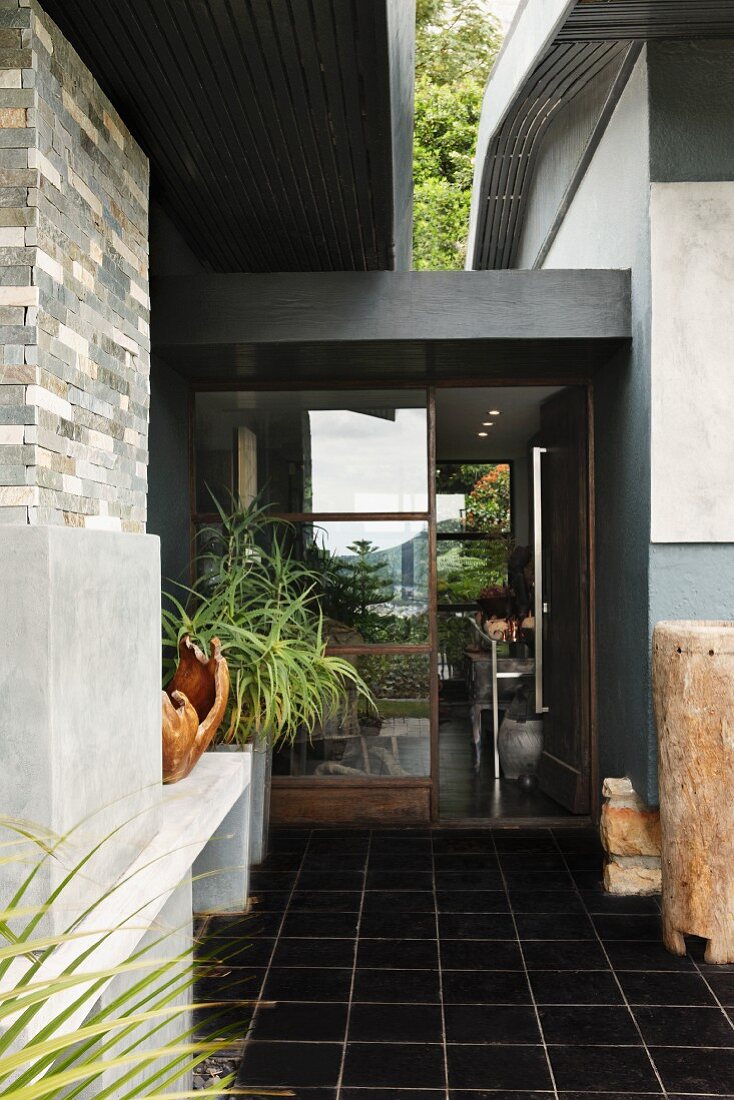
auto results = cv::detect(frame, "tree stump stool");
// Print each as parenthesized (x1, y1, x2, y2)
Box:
(652, 621, 734, 964)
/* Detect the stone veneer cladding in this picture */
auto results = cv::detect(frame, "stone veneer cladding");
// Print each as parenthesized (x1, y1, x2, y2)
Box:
(0, 0, 150, 530)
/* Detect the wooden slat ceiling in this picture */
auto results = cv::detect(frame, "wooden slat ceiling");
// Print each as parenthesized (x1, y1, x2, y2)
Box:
(559, 1, 734, 40)
(42, 0, 412, 273)
(472, 0, 734, 270)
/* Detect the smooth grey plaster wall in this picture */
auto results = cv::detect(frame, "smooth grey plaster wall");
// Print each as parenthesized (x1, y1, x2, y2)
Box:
(73, 876, 193, 1099)
(649, 545, 734, 625)
(148, 357, 190, 590)
(543, 55, 655, 803)
(0, 526, 162, 927)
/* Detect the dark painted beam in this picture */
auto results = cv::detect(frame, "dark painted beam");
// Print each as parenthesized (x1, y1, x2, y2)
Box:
(152, 337, 627, 386)
(151, 270, 631, 347)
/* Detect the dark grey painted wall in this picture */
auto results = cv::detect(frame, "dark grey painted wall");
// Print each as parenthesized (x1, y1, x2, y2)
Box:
(529, 40, 734, 808)
(540, 55, 655, 805)
(147, 201, 199, 594)
(147, 357, 190, 593)
(648, 39, 734, 183)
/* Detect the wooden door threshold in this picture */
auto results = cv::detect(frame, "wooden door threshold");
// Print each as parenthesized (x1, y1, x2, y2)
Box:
(436, 815, 594, 830)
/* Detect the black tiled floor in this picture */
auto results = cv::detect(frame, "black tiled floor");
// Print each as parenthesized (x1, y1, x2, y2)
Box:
(342, 1041, 445, 1088)
(447, 1043, 552, 1090)
(189, 826, 734, 1099)
(548, 1045, 663, 1092)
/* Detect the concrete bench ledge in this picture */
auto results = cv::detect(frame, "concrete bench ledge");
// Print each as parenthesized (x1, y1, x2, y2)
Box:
(1, 751, 250, 1042)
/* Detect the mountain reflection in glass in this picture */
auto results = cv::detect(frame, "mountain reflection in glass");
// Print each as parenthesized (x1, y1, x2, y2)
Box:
(295, 520, 429, 646)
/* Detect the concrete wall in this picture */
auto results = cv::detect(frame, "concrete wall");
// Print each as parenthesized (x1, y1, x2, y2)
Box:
(0, 525, 162, 924)
(649, 181, 734, 543)
(0, 0, 150, 529)
(544, 54, 655, 802)
(73, 876, 193, 1100)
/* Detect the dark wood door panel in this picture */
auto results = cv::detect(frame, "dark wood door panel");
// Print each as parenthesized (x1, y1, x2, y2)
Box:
(271, 779, 432, 826)
(537, 387, 590, 814)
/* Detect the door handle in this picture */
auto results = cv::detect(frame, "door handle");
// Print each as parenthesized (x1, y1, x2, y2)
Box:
(533, 446, 549, 714)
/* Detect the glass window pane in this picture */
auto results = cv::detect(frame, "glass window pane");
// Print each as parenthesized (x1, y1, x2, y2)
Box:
(437, 536, 509, 607)
(295, 520, 429, 644)
(273, 653, 431, 778)
(438, 611, 482, 688)
(436, 462, 511, 533)
(195, 390, 428, 515)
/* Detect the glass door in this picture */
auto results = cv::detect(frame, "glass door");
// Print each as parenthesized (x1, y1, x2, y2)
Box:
(192, 387, 436, 818)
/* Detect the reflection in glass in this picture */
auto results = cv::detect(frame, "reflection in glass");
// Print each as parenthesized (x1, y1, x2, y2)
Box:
(273, 654, 430, 778)
(437, 537, 508, 607)
(195, 390, 428, 515)
(436, 462, 511, 534)
(296, 520, 429, 645)
(437, 611, 481, 686)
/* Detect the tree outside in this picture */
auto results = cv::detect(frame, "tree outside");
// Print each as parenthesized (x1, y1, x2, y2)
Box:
(414, 0, 503, 269)
(465, 463, 511, 530)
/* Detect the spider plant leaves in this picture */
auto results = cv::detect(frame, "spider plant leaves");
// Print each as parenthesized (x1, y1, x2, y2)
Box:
(162, 492, 375, 747)
(0, 823, 246, 1098)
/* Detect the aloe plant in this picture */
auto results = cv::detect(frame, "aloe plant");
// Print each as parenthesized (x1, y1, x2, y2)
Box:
(162, 495, 373, 747)
(0, 817, 257, 1098)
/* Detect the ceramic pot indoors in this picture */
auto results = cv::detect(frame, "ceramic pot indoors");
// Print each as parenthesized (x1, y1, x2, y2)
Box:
(498, 716, 544, 779)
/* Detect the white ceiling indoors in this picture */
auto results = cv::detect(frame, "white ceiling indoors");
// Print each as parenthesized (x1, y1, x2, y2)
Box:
(436, 386, 564, 461)
(197, 385, 567, 464)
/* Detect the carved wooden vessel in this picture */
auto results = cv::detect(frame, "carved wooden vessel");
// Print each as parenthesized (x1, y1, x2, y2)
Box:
(162, 636, 230, 784)
(653, 620, 734, 964)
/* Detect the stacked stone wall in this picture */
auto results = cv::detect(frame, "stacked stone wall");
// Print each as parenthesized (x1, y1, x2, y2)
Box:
(601, 777, 662, 895)
(0, 0, 149, 529)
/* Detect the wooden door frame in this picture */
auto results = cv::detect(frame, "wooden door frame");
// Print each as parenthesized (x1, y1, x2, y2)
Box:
(188, 377, 598, 827)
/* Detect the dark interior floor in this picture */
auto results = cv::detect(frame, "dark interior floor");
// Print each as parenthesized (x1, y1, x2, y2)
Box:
(194, 827, 734, 1099)
(439, 704, 573, 820)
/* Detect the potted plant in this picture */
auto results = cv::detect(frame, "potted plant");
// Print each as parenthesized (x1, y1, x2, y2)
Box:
(162, 497, 372, 875)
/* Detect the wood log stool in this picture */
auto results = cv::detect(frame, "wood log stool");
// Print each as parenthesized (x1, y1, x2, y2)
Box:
(652, 621, 734, 964)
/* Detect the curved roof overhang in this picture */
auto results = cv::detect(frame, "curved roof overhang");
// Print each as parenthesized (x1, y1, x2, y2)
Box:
(468, 0, 734, 270)
(42, 0, 415, 273)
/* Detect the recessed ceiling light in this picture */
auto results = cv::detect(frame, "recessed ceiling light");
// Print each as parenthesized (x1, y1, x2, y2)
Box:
(489, 409, 501, 416)
(482, 421, 494, 427)
(477, 431, 488, 438)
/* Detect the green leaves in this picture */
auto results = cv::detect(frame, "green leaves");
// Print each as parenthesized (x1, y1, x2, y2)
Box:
(0, 822, 245, 1098)
(413, 1, 503, 269)
(162, 494, 374, 748)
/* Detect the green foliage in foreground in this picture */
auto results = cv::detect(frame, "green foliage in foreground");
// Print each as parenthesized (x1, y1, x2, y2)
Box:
(162, 496, 373, 748)
(0, 818, 249, 1098)
(413, 0, 503, 269)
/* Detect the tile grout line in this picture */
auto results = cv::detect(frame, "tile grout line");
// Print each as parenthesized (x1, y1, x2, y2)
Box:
(244, 830, 314, 1047)
(492, 826, 560, 1100)
(430, 828, 451, 1100)
(334, 828, 371, 1100)
(549, 829, 670, 1098)
(686, 942, 734, 1037)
